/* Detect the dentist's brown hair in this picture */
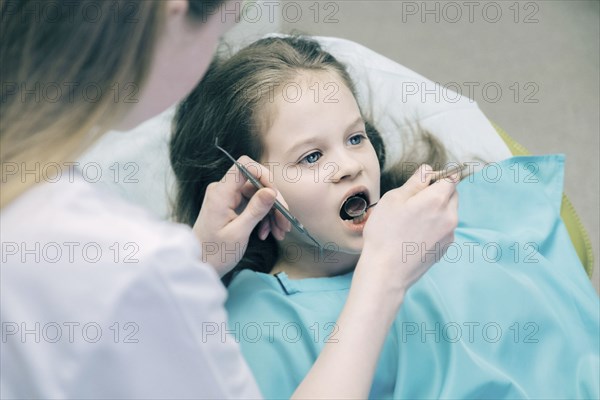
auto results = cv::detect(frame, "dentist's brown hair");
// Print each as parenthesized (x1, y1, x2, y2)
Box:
(0, 0, 224, 208)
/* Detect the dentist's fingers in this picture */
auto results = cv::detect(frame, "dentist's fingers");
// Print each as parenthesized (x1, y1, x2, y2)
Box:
(241, 179, 292, 235)
(258, 218, 270, 241)
(194, 155, 291, 276)
(449, 188, 459, 210)
(395, 164, 434, 202)
(228, 187, 278, 241)
(269, 212, 286, 241)
(235, 156, 292, 234)
(256, 211, 287, 241)
(410, 169, 460, 208)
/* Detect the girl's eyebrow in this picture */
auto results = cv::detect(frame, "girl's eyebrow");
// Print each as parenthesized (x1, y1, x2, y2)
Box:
(346, 116, 366, 131)
(284, 116, 364, 157)
(285, 138, 320, 157)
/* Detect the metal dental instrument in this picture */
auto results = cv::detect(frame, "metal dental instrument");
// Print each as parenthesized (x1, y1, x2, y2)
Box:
(215, 141, 321, 249)
(428, 163, 467, 185)
(343, 163, 468, 219)
(343, 197, 377, 219)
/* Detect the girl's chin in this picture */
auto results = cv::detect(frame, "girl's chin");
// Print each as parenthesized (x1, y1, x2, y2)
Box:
(319, 236, 364, 256)
(282, 223, 365, 255)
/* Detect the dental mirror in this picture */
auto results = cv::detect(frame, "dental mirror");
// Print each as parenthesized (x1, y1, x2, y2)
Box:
(343, 196, 376, 219)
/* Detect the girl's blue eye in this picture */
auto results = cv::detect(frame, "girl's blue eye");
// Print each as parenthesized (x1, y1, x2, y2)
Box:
(348, 134, 366, 145)
(301, 151, 321, 164)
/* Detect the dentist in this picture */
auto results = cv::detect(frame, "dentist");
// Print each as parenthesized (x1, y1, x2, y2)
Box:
(0, 1, 459, 398)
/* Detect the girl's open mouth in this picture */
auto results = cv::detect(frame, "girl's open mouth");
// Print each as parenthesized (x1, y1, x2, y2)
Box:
(340, 205, 372, 233)
(340, 192, 370, 225)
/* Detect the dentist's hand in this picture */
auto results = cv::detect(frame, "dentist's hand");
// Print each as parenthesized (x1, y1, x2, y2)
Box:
(295, 164, 459, 400)
(357, 164, 459, 302)
(192, 156, 292, 277)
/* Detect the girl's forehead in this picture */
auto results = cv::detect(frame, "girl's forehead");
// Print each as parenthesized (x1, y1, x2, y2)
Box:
(259, 78, 363, 158)
(272, 68, 349, 98)
(268, 70, 357, 120)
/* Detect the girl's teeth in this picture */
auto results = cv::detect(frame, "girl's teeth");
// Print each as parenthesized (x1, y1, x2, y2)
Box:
(352, 213, 366, 224)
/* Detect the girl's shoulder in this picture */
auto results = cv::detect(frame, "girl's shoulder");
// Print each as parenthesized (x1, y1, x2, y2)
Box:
(225, 270, 352, 325)
(226, 270, 284, 305)
(226, 269, 354, 299)
(225, 270, 292, 324)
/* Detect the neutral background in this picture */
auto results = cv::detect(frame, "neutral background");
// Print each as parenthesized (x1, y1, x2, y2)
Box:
(227, 0, 599, 292)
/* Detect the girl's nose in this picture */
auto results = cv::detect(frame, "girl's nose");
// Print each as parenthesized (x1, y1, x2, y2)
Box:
(330, 152, 364, 182)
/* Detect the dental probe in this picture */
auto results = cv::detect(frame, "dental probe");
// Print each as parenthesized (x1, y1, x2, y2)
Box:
(215, 142, 322, 249)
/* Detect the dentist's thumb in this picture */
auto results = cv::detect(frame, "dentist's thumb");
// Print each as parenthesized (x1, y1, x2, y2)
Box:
(234, 187, 277, 238)
(397, 164, 434, 201)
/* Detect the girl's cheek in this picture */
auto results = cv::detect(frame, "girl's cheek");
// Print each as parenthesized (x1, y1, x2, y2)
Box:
(271, 164, 330, 220)
(271, 173, 303, 206)
(283, 174, 323, 215)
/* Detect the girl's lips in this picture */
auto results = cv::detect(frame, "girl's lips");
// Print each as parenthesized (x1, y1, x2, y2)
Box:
(341, 206, 373, 233)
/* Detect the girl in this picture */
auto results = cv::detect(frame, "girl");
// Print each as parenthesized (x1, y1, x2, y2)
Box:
(170, 36, 599, 399)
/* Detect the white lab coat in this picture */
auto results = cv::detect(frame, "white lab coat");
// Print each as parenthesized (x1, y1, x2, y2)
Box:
(0, 169, 262, 399)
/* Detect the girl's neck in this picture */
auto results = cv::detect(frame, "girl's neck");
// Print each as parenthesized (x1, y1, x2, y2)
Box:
(270, 241, 360, 279)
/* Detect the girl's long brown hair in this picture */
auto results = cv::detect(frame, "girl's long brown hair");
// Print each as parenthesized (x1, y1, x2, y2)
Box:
(0, 0, 224, 208)
(170, 36, 450, 285)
